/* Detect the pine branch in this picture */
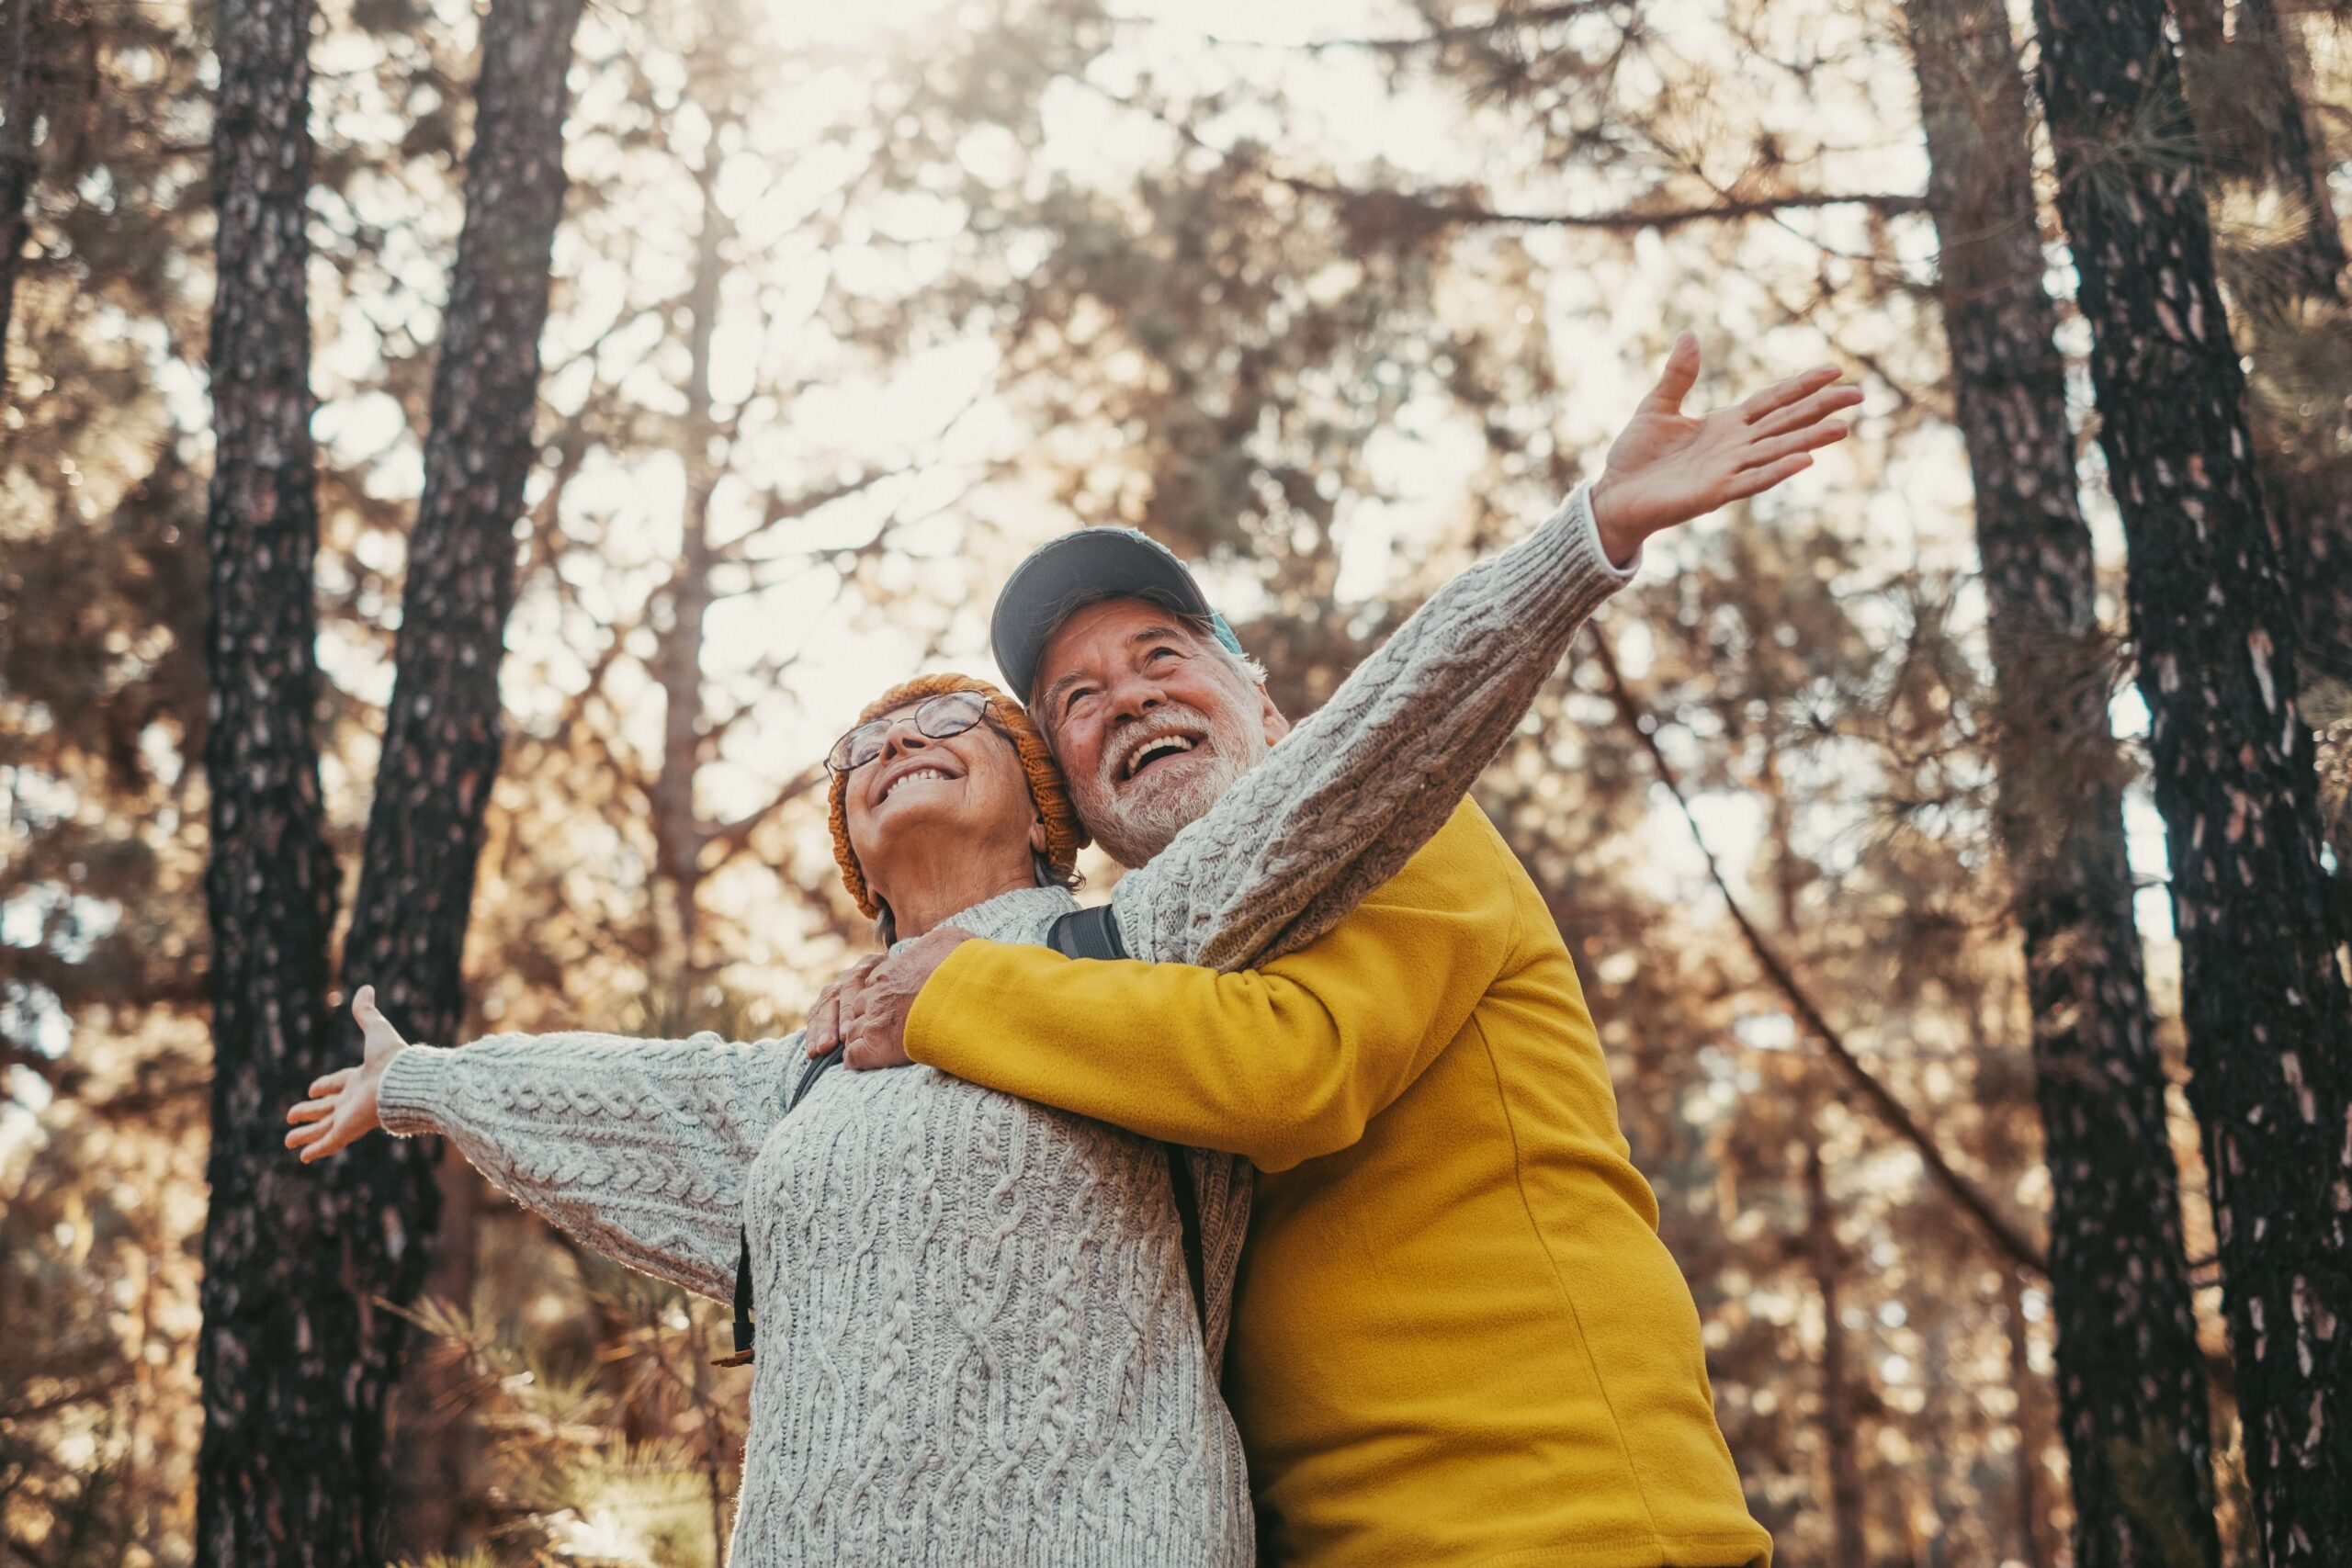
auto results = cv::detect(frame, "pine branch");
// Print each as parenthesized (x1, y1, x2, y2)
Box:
(1589, 627, 2050, 1274)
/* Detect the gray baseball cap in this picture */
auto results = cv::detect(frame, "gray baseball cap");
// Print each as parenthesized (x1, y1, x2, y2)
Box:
(989, 527, 1245, 703)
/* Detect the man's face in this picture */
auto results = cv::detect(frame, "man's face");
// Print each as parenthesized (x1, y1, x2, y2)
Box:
(1032, 599, 1287, 867)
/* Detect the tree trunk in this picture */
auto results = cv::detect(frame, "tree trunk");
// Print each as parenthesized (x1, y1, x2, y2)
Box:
(331, 0, 585, 1531)
(194, 0, 583, 1555)
(1999, 1266, 2056, 1568)
(651, 152, 726, 991)
(2026, 0, 2352, 1555)
(1804, 1134, 1869, 1568)
(191, 0, 352, 1553)
(1901, 0, 2222, 1562)
(0, 0, 42, 392)
(2172, 0, 2352, 694)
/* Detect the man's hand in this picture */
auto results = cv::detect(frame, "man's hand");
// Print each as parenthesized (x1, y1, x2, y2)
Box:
(283, 985, 409, 1164)
(1589, 332, 1860, 564)
(838, 926, 976, 1071)
(805, 953, 886, 1057)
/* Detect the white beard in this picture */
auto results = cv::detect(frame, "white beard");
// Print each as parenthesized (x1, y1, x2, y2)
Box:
(1078, 700, 1269, 868)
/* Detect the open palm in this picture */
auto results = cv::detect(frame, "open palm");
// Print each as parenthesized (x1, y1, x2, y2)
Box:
(283, 985, 410, 1164)
(1590, 333, 1860, 561)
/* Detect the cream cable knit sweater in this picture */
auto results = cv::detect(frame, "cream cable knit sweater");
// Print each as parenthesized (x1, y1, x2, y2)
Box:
(377, 483, 1634, 1566)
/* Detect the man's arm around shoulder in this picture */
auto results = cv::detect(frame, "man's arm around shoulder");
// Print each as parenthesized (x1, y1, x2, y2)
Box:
(903, 800, 1522, 1171)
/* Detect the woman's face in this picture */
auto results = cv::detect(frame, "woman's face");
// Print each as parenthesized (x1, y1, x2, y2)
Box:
(844, 702, 1046, 895)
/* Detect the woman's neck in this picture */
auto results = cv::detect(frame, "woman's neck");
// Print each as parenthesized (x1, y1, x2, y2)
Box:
(877, 863, 1039, 941)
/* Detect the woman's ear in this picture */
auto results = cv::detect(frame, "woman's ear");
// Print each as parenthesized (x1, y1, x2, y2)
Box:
(1028, 818, 1048, 855)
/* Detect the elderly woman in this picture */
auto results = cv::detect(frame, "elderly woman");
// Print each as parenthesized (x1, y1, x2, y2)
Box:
(286, 344, 1853, 1566)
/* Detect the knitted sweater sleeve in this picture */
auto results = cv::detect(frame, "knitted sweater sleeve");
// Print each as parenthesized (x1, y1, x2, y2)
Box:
(375, 1031, 801, 1303)
(1111, 481, 1635, 971)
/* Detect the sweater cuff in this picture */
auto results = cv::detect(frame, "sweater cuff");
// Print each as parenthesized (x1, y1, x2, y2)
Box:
(904, 938, 1024, 1075)
(377, 1044, 458, 1137)
(1566, 480, 1642, 582)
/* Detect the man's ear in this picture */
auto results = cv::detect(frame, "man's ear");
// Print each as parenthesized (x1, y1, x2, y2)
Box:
(1028, 818, 1048, 855)
(1257, 683, 1291, 745)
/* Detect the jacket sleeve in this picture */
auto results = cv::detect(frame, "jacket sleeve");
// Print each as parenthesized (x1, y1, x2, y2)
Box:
(907, 805, 1518, 1171)
(377, 1030, 801, 1302)
(1109, 483, 1633, 973)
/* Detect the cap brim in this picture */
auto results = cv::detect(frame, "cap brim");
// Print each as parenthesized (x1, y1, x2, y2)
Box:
(990, 530, 1214, 702)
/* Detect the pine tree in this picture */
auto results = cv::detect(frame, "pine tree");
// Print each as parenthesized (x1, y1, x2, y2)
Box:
(2026, 0, 2352, 1552)
(1902, 0, 2221, 1559)
(195, 0, 583, 1554)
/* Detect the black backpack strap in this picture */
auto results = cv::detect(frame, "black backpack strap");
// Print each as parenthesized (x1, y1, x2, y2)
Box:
(1046, 902, 1129, 962)
(716, 1049, 842, 1368)
(1047, 907, 1206, 1337)
(1163, 1145, 1207, 1337)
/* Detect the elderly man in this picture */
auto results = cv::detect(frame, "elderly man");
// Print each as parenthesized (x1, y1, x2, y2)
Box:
(820, 338, 1846, 1567)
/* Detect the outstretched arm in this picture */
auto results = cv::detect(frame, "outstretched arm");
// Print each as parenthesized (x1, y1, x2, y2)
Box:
(1114, 334, 1857, 971)
(287, 987, 797, 1302)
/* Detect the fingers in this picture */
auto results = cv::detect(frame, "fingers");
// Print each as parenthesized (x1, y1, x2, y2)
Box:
(806, 984, 843, 1057)
(1738, 365, 1844, 425)
(1724, 452, 1815, 501)
(287, 1095, 335, 1124)
(1748, 381, 1862, 440)
(285, 1119, 332, 1152)
(1739, 418, 1850, 471)
(353, 985, 377, 1021)
(1639, 331, 1702, 415)
(305, 1066, 356, 1099)
(808, 956, 883, 1057)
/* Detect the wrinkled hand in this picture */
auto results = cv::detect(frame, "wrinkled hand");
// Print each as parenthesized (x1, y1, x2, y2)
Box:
(804, 953, 886, 1058)
(283, 985, 409, 1164)
(838, 926, 976, 1071)
(1589, 333, 1860, 564)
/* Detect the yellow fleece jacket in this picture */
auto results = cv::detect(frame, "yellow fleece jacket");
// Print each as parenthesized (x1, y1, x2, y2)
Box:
(905, 801, 1770, 1568)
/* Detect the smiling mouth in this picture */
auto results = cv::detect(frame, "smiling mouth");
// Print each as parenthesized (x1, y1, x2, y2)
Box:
(880, 766, 956, 803)
(1119, 733, 1206, 784)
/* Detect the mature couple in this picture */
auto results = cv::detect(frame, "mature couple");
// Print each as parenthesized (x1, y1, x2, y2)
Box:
(286, 334, 1856, 1566)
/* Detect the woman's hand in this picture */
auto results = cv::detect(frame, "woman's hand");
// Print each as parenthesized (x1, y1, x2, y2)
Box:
(1589, 333, 1860, 564)
(284, 985, 410, 1163)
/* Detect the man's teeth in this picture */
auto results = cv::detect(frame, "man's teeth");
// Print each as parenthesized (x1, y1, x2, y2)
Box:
(884, 768, 950, 800)
(1124, 735, 1198, 779)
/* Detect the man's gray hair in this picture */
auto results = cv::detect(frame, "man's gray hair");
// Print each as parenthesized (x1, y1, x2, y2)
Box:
(1023, 592, 1267, 719)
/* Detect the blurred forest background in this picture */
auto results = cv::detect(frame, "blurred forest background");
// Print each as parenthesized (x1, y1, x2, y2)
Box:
(3, 0, 2349, 1562)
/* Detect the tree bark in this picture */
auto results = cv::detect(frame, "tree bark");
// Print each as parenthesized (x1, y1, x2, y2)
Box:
(2172, 0, 2352, 694)
(2026, 0, 2352, 1556)
(1901, 0, 2222, 1562)
(330, 0, 586, 1533)
(191, 0, 352, 1554)
(1803, 1134, 1869, 1568)
(0, 0, 42, 393)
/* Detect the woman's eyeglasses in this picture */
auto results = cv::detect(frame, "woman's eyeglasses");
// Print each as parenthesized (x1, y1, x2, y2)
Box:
(827, 691, 993, 774)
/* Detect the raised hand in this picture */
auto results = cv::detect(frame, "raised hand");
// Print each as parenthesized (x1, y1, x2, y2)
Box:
(283, 985, 410, 1164)
(1589, 332, 1860, 564)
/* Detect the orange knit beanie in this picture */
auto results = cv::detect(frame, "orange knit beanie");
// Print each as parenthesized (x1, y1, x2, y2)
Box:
(828, 673, 1087, 919)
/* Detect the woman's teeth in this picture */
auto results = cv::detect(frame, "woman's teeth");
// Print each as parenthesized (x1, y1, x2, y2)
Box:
(883, 767, 950, 801)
